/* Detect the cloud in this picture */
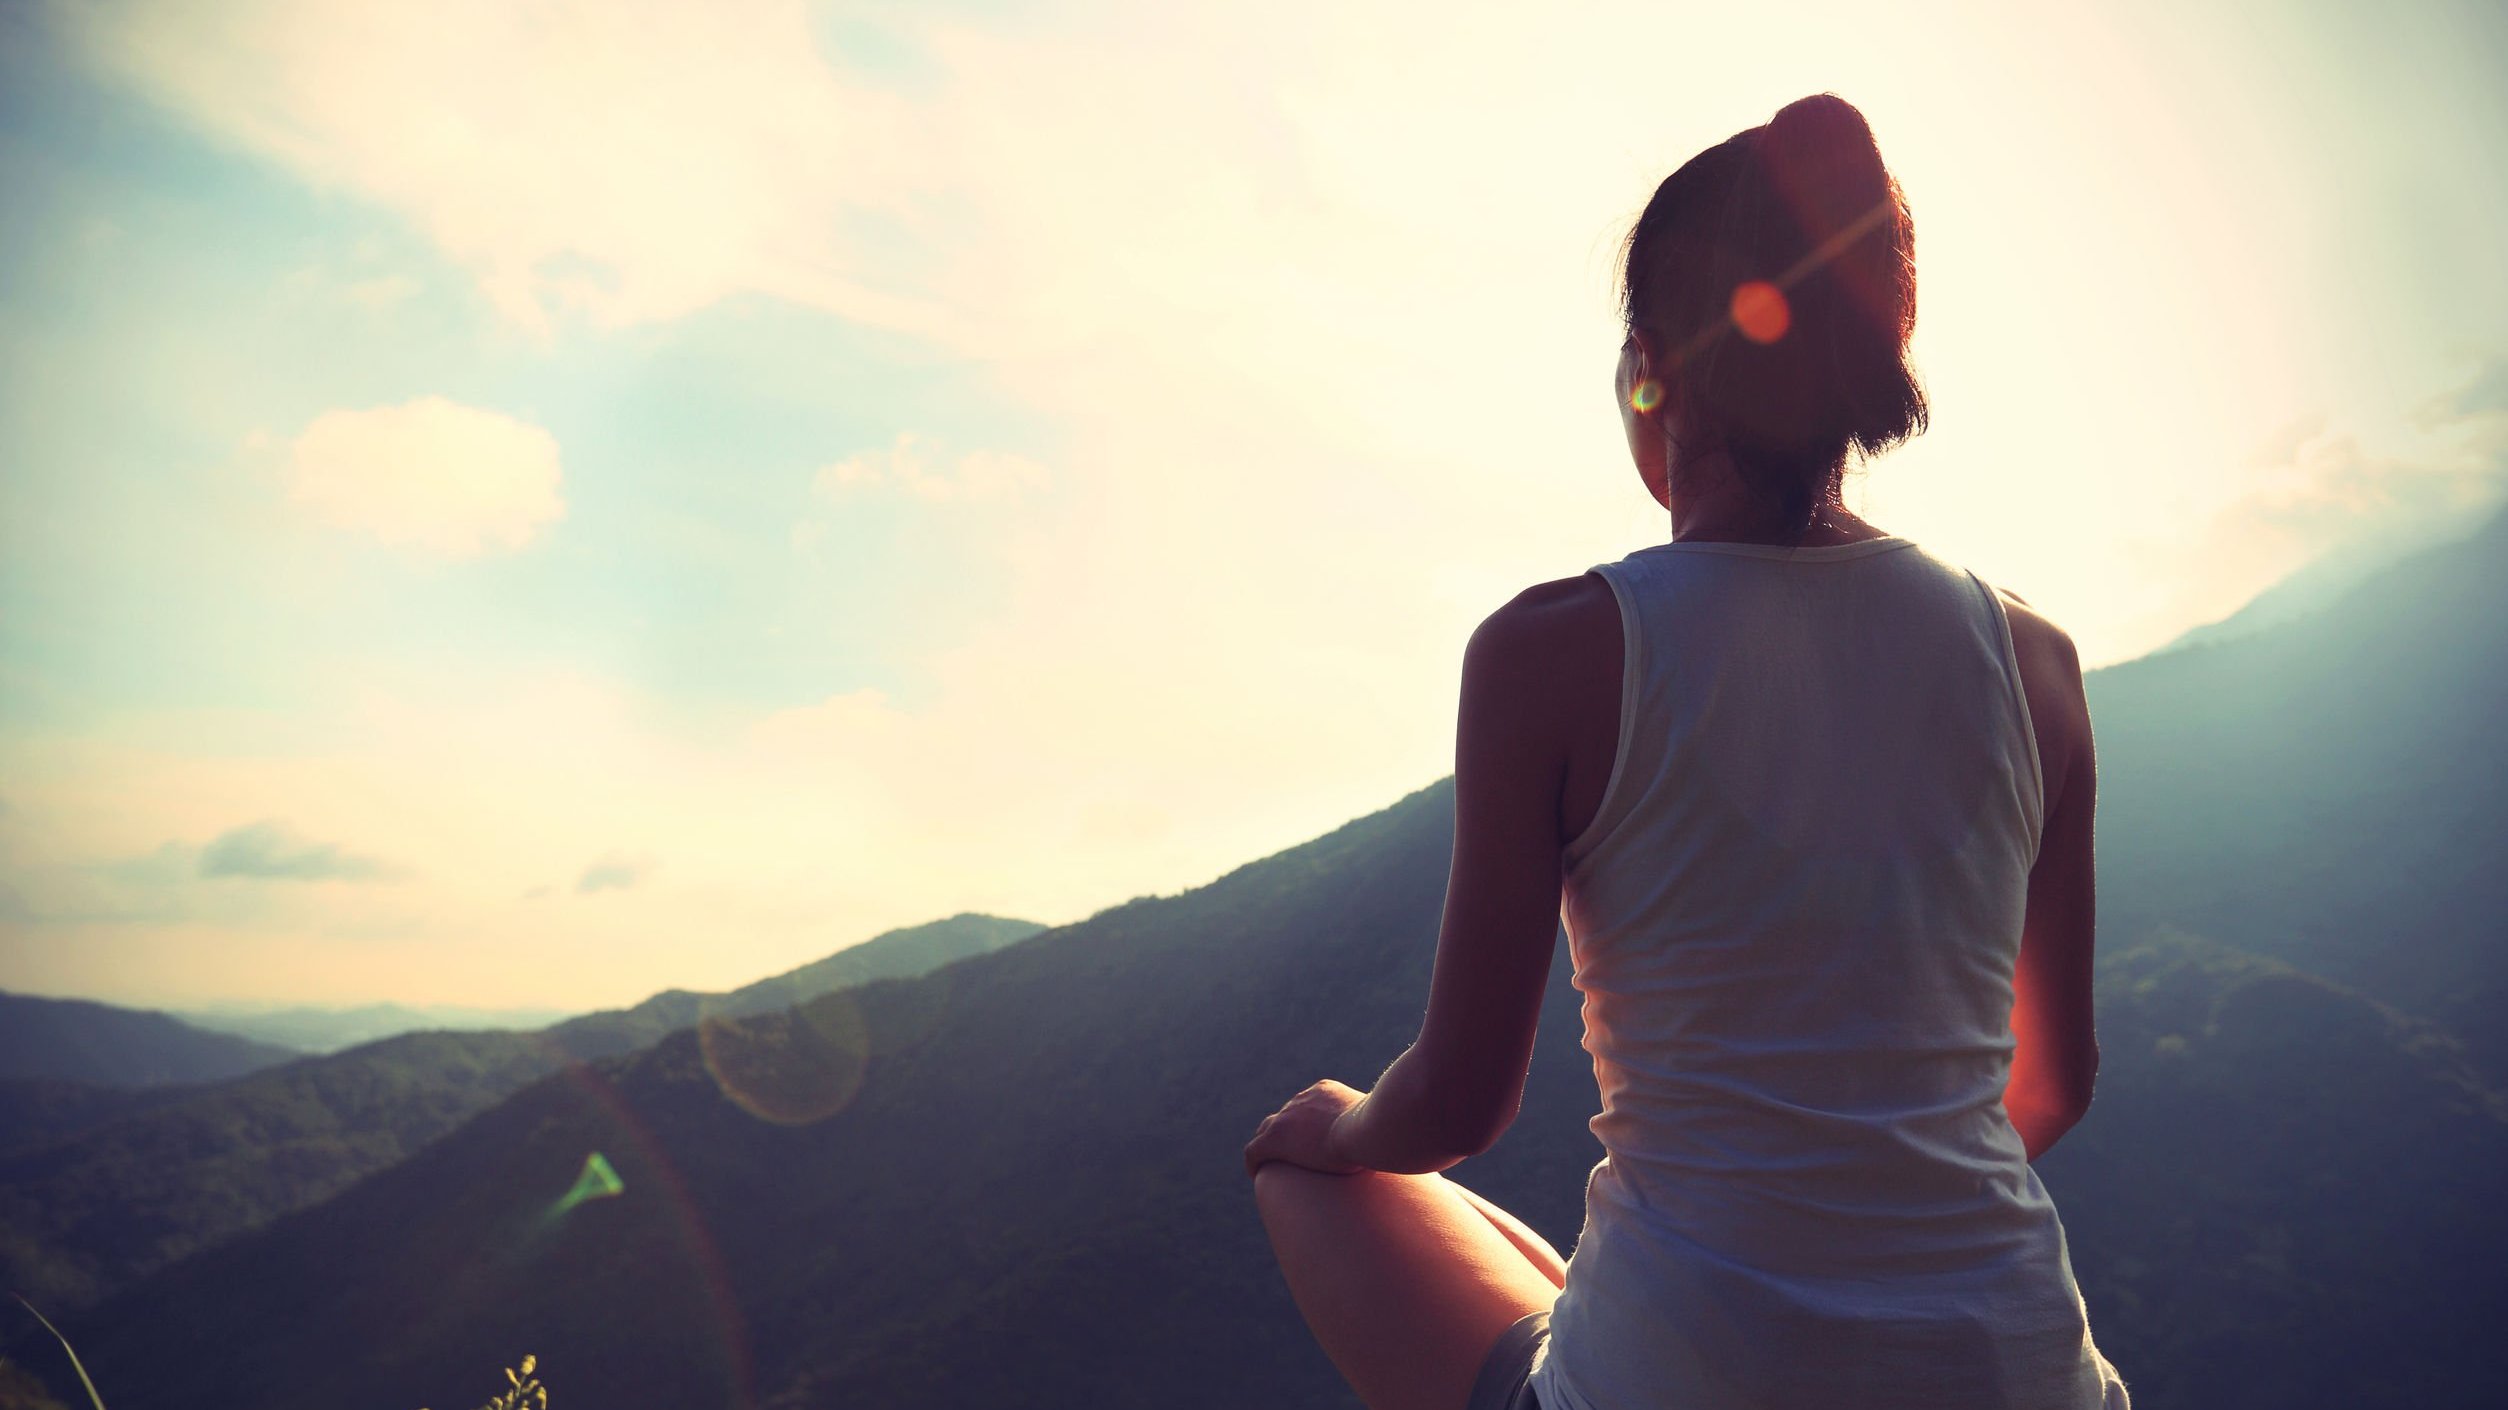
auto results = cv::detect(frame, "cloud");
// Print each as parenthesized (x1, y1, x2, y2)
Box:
(812, 433, 1049, 505)
(37, 0, 2505, 1010)
(2231, 433, 2504, 546)
(14, 822, 404, 931)
(285, 396, 564, 556)
(575, 851, 658, 895)
(67, 0, 948, 339)
(2246, 412, 2330, 470)
(199, 820, 405, 882)
(100, 841, 196, 889)
(2127, 388, 2508, 640)
(2416, 356, 2508, 426)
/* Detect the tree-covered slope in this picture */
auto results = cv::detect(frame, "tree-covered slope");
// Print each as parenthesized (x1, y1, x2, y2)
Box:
(0, 1029, 563, 1312)
(0, 991, 297, 1088)
(2036, 926, 2508, 1409)
(19, 512, 2508, 1408)
(26, 777, 2507, 1410)
(543, 912, 1044, 1058)
(0, 1080, 166, 1160)
(0, 913, 1042, 1314)
(2088, 503, 2508, 1076)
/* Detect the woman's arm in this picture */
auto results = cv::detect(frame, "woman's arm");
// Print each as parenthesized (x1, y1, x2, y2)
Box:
(1322, 586, 1593, 1174)
(1999, 594, 2102, 1162)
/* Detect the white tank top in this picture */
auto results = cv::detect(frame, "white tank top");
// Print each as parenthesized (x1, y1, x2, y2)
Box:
(1526, 534, 2129, 1410)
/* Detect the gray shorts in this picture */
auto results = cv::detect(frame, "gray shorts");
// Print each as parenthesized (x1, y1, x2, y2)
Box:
(1466, 1309, 1550, 1410)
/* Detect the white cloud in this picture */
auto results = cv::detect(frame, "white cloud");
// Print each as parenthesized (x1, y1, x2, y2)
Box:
(198, 819, 406, 881)
(2119, 395, 2508, 642)
(2233, 431, 2504, 548)
(27, 0, 2508, 1008)
(812, 433, 1048, 504)
(285, 396, 564, 556)
(69, 0, 947, 339)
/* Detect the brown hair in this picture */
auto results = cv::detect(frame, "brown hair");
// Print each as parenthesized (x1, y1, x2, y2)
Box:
(1620, 93, 1927, 530)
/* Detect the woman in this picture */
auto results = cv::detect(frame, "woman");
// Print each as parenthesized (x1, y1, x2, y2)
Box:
(1242, 93, 2130, 1410)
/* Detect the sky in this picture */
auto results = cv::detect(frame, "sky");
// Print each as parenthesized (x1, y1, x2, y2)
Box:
(1, 0, 2503, 1012)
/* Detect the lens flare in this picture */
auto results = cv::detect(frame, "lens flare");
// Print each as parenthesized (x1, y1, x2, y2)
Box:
(551, 1150, 625, 1216)
(518, 1055, 755, 1408)
(698, 992, 871, 1126)
(1730, 281, 1790, 344)
(1630, 378, 1664, 414)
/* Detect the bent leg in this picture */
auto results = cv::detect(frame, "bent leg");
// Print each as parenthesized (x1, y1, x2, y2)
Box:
(1447, 1177, 1570, 1288)
(1252, 1164, 1562, 1410)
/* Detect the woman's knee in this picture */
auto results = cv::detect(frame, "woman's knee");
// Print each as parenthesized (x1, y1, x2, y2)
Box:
(1254, 1164, 1456, 1239)
(1251, 1160, 1350, 1213)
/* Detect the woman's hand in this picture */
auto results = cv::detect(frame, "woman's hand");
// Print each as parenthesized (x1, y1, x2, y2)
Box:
(1243, 1078, 1368, 1178)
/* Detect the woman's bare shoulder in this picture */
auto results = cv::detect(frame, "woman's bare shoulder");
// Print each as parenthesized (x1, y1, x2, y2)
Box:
(1988, 584, 2092, 797)
(1990, 585, 2084, 685)
(1492, 571, 1618, 627)
(1471, 572, 1621, 674)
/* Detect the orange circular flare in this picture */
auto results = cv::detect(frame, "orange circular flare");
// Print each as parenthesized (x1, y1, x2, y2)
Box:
(698, 993, 870, 1126)
(1730, 281, 1790, 344)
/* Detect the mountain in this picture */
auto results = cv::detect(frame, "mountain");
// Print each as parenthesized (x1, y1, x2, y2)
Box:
(2035, 926, 2507, 1409)
(0, 913, 1042, 1315)
(0, 991, 299, 1088)
(176, 1002, 581, 1055)
(0, 1028, 566, 1313)
(2088, 502, 2508, 1076)
(0, 1080, 171, 1160)
(11, 783, 1490, 1410)
(543, 911, 1045, 1057)
(2143, 522, 2459, 657)
(17, 519, 2508, 1409)
(162, 913, 1048, 1060)
(24, 772, 2508, 1409)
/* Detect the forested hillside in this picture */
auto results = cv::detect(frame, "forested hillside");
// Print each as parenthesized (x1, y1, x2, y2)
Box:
(0, 992, 296, 1088)
(12, 514, 2505, 1409)
(2089, 507, 2508, 1077)
(0, 913, 1042, 1314)
(26, 776, 2506, 1410)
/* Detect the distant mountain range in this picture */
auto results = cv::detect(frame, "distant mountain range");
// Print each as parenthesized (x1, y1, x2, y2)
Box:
(0, 913, 1041, 1315)
(175, 1002, 581, 1055)
(6, 509, 2503, 1409)
(2143, 519, 2471, 657)
(0, 991, 296, 1088)
(2091, 502, 2508, 1078)
(539, 910, 1046, 1058)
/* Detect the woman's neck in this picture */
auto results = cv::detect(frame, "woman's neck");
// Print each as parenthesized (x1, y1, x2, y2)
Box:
(1669, 499, 1885, 548)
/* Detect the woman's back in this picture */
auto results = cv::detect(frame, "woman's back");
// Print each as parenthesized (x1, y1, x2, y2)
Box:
(1528, 533, 2128, 1410)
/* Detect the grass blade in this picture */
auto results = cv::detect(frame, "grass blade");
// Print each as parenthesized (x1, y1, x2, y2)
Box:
(9, 1292, 105, 1410)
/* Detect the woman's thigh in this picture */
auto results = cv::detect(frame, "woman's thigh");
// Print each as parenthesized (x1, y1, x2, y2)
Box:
(1253, 1165, 1562, 1410)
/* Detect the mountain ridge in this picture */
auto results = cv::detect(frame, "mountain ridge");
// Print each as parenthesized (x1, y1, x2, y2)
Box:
(29, 768, 2506, 1409)
(13, 509, 2508, 1407)
(0, 991, 299, 1089)
(0, 912, 1045, 1314)
(2086, 498, 2508, 1075)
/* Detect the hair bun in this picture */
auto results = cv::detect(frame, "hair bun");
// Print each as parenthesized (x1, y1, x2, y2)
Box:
(1757, 93, 1892, 249)
(1616, 90, 1927, 532)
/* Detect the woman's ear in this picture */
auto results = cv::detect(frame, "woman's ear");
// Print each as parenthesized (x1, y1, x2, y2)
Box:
(1622, 331, 1665, 417)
